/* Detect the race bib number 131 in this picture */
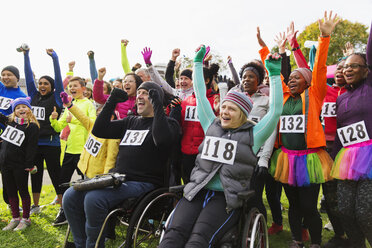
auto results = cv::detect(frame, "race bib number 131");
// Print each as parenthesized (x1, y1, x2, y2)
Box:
(120, 130, 149, 146)
(201, 136, 237, 165)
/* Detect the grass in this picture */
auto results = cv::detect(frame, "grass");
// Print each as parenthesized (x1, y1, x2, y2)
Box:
(0, 185, 370, 248)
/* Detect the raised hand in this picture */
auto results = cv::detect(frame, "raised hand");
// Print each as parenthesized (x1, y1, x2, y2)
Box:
(256, 27, 267, 48)
(141, 47, 152, 64)
(68, 61, 75, 72)
(170, 96, 182, 108)
(66, 113, 73, 123)
(286, 21, 299, 48)
(148, 89, 161, 106)
(274, 32, 287, 54)
(171, 48, 180, 61)
(121, 39, 129, 46)
(98, 67, 106, 81)
(318, 10, 340, 36)
(217, 75, 229, 83)
(194, 45, 206, 63)
(227, 56, 232, 64)
(109, 88, 128, 103)
(343, 42, 354, 57)
(46, 48, 55, 56)
(87, 50, 94, 59)
(51, 106, 58, 120)
(265, 53, 282, 77)
(203, 46, 211, 62)
(60, 92, 70, 105)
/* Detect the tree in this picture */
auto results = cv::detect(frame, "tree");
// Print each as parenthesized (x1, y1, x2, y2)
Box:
(180, 51, 228, 75)
(294, 19, 369, 66)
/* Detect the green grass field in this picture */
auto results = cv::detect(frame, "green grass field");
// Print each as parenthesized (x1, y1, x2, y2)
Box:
(0, 185, 369, 248)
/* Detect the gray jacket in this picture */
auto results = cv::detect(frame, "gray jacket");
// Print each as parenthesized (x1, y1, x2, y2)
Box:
(184, 118, 257, 211)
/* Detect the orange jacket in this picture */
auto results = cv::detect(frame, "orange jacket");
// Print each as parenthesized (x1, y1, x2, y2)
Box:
(259, 36, 330, 149)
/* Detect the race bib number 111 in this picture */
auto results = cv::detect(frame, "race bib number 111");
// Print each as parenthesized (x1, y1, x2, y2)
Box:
(201, 136, 237, 165)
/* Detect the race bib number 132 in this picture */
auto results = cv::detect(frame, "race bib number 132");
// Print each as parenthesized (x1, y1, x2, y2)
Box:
(337, 121, 370, 147)
(201, 136, 237, 165)
(279, 115, 305, 133)
(120, 130, 149, 146)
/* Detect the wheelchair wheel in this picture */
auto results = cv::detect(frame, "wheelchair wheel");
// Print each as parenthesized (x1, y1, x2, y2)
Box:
(241, 208, 268, 248)
(124, 188, 180, 248)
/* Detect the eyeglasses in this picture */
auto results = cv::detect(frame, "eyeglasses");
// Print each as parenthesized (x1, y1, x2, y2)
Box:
(343, 63, 367, 70)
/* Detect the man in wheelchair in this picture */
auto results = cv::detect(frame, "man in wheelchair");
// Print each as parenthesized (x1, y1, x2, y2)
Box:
(158, 46, 283, 247)
(62, 82, 180, 248)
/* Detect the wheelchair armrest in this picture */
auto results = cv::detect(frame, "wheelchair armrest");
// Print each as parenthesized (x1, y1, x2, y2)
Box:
(237, 190, 255, 201)
(169, 185, 185, 193)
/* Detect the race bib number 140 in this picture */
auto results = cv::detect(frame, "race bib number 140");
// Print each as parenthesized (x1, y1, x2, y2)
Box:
(201, 136, 237, 165)
(337, 121, 370, 147)
(120, 130, 149, 146)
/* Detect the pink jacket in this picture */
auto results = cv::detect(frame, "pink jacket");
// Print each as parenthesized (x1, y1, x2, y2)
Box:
(93, 79, 136, 119)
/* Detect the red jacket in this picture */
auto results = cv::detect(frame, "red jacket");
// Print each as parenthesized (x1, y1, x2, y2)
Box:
(181, 89, 216, 154)
(323, 84, 346, 141)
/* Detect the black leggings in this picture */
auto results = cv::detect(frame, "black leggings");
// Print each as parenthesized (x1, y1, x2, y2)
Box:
(251, 165, 283, 225)
(283, 184, 322, 245)
(59, 153, 83, 195)
(159, 190, 240, 248)
(31, 146, 62, 195)
(2, 167, 31, 219)
(337, 179, 372, 248)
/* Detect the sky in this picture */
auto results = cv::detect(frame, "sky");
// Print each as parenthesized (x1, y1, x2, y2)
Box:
(1, 0, 371, 81)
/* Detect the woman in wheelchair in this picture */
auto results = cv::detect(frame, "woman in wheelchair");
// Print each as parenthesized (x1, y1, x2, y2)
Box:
(62, 81, 180, 248)
(159, 46, 283, 248)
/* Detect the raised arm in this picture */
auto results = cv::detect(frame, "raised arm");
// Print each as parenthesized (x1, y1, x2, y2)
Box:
(63, 61, 75, 89)
(60, 92, 92, 131)
(227, 56, 241, 86)
(121, 39, 131, 74)
(92, 88, 129, 139)
(311, 11, 339, 100)
(23, 49, 37, 98)
(252, 54, 283, 154)
(193, 45, 215, 133)
(47, 49, 63, 108)
(92, 68, 109, 104)
(165, 48, 180, 88)
(287, 21, 310, 69)
(87, 51, 98, 82)
(274, 32, 291, 84)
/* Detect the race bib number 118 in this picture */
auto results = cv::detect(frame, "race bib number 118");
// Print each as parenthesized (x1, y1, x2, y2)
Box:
(201, 136, 237, 165)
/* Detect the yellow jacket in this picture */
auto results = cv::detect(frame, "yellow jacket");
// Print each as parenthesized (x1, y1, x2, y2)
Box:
(68, 105, 120, 178)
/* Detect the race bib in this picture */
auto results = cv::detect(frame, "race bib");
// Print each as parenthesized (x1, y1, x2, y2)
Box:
(201, 136, 237, 165)
(321, 102, 336, 117)
(31, 106, 45, 121)
(0, 125, 25, 146)
(249, 115, 261, 123)
(337, 121, 370, 147)
(84, 135, 103, 157)
(279, 115, 305, 133)
(0, 96, 12, 110)
(184, 106, 199, 122)
(120, 130, 149, 146)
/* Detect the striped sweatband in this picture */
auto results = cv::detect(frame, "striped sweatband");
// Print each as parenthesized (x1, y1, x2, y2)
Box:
(222, 91, 253, 117)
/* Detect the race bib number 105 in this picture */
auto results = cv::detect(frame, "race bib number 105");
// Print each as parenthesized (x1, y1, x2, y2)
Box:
(0, 125, 25, 146)
(201, 136, 237, 165)
(337, 121, 370, 147)
(279, 115, 305, 133)
(0, 96, 12, 110)
(120, 130, 149, 146)
(84, 135, 102, 157)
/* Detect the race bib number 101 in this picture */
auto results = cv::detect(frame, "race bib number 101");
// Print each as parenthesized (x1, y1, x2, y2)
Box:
(279, 115, 305, 133)
(337, 121, 370, 147)
(0, 125, 25, 146)
(84, 135, 102, 157)
(120, 130, 149, 146)
(201, 136, 237, 165)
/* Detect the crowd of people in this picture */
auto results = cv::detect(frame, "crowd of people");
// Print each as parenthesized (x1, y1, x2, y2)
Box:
(0, 10, 371, 248)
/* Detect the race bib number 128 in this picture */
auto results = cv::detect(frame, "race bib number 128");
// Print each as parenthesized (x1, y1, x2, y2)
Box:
(337, 121, 370, 147)
(201, 136, 237, 165)
(279, 115, 305, 133)
(120, 130, 149, 146)
(0, 126, 25, 146)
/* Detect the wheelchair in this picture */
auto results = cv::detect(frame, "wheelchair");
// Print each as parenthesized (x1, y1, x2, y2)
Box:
(159, 186, 269, 248)
(62, 174, 182, 248)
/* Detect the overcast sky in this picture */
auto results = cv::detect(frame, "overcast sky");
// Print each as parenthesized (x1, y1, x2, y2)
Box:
(1, 0, 371, 81)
